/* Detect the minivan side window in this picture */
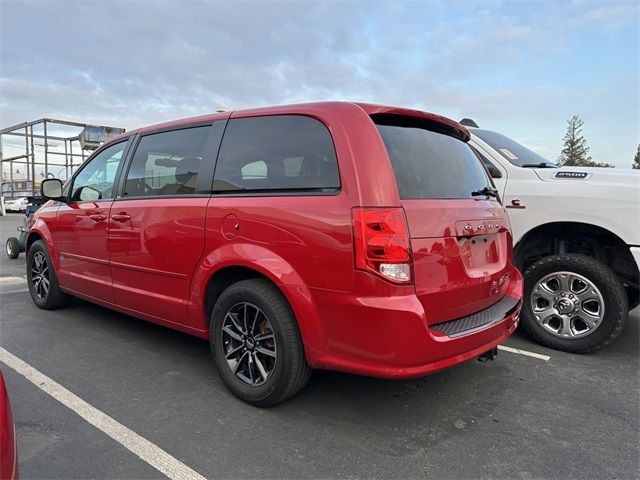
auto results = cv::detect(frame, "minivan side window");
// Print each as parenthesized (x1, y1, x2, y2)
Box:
(470, 145, 503, 179)
(213, 115, 340, 192)
(71, 141, 127, 202)
(123, 126, 210, 197)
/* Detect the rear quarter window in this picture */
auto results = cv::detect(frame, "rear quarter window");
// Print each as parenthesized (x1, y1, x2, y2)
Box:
(373, 115, 492, 199)
(213, 115, 340, 193)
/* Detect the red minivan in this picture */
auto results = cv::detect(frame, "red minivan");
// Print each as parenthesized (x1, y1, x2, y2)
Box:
(30, 102, 522, 405)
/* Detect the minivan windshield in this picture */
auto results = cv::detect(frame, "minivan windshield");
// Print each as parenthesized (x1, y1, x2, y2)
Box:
(373, 115, 494, 200)
(472, 129, 558, 168)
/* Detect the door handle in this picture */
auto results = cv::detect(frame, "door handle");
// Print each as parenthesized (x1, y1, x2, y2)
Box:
(111, 214, 131, 222)
(89, 214, 107, 221)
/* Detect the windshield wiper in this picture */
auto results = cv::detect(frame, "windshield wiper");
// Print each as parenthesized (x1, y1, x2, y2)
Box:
(521, 162, 558, 168)
(471, 186, 499, 199)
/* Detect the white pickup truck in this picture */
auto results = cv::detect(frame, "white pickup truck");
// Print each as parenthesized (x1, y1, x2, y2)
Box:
(461, 119, 640, 353)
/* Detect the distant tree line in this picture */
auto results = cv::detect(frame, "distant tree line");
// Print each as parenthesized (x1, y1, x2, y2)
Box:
(557, 115, 639, 169)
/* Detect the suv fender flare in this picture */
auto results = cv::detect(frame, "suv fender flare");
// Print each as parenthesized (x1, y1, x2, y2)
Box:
(511, 208, 636, 248)
(190, 243, 326, 363)
(513, 221, 639, 287)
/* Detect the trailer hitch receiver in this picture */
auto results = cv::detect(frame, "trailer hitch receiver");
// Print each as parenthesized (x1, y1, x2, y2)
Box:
(478, 347, 498, 362)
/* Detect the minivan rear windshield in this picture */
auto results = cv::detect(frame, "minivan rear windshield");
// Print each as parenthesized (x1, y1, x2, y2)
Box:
(373, 114, 493, 200)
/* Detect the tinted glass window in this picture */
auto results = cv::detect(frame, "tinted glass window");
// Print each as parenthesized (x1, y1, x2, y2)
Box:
(213, 115, 339, 192)
(124, 127, 210, 197)
(473, 128, 556, 167)
(470, 145, 502, 179)
(374, 116, 492, 199)
(71, 141, 126, 202)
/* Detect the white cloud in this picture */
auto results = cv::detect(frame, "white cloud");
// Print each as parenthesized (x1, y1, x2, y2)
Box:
(570, 0, 640, 32)
(0, 0, 637, 167)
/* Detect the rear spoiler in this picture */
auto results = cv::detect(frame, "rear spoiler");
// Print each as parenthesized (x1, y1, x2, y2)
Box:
(355, 103, 470, 142)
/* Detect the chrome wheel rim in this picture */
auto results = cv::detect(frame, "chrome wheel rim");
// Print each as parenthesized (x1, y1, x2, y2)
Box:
(6, 241, 12, 256)
(221, 302, 277, 386)
(530, 271, 605, 339)
(31, 251, 50, 299)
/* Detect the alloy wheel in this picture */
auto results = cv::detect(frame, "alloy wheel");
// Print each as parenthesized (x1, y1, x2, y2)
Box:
(220, 302, 277, 386)
(530, 271, 605, 338)
(31, 251, 50, 299)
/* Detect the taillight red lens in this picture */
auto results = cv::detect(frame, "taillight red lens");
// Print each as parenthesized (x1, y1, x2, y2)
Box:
(352, 207, 412, 283)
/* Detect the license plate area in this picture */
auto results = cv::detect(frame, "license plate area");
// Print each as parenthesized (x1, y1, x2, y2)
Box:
(458, 234, 503, 277)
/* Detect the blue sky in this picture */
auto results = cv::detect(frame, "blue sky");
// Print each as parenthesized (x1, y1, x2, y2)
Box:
(1, 0, 638, 167)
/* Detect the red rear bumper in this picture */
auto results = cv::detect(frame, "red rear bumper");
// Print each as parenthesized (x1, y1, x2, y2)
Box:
(301, 268, 523, 379)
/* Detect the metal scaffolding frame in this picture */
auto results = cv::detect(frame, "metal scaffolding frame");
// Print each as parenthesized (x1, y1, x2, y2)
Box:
(0, 118, 125, 198)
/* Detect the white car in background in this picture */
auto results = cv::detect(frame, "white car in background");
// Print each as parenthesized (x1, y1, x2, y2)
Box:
(3, 197, 29, 212)
(461, 119, 639, 353)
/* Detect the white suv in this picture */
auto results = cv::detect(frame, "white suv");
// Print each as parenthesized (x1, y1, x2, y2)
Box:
(462, 119, 639, 353)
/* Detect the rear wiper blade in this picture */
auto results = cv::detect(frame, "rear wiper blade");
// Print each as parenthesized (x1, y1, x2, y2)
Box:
(521, 162, 558, 168)
(471, 186, 499, 198)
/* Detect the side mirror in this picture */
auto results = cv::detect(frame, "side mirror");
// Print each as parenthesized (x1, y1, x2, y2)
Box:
(41, 178, 64, 200)
(77, 186, 101, 202)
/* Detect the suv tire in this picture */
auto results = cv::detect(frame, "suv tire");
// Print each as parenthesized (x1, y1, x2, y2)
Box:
(521, 253, 627, 353)
(210, 278, 311, 406)
(26, 240, 70, 309)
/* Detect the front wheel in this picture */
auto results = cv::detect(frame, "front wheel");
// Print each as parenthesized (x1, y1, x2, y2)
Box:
(521, 254, 627, 353)
(26, 240, 70, 309)
(210, 279, 311, 406)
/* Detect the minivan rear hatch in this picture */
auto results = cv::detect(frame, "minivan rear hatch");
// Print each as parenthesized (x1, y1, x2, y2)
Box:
(373, 113, 513, 325)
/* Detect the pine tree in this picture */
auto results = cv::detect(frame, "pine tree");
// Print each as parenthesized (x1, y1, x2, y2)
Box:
(558, 115, 613, 168)
(633, 145, 640, 170)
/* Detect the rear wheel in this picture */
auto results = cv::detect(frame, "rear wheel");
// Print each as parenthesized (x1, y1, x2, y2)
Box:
(210, 278, 311, 406)
(6, 237, 20, 259)
(521, 254, 627, 353)
(26, 240, 70, 309)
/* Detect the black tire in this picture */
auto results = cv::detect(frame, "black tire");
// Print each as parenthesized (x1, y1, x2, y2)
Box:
(521, 254, 627, 353)
(210, 278, 311, 406)
(6, 237, 20, 259)
(626, 287, 639, 312)
(26, 240, 70, 309)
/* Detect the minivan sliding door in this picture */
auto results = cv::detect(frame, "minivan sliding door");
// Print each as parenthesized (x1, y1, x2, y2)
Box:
(107, 124, 219, 326)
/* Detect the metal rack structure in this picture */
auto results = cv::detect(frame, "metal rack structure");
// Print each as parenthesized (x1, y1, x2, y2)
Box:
(0, 118, 125, 198)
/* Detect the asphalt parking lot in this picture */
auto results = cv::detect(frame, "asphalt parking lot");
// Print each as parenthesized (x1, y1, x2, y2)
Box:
(0, 213, 638, 479)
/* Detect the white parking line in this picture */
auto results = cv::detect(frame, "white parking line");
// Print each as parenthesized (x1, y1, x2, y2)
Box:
(0, 346, 206, 480)
(0, 276, 26, 285)
(498, 345, 551, 361)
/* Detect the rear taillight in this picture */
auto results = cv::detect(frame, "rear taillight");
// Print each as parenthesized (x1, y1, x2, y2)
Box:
(352, 207, 412, 283)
